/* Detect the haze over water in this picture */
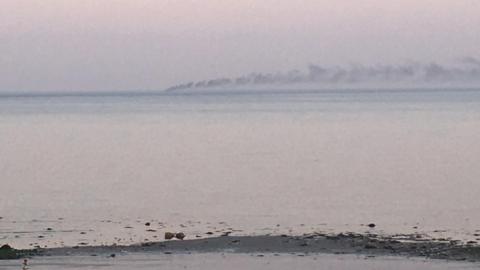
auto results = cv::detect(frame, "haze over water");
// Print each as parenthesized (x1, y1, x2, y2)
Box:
(1, 88, 480, 248)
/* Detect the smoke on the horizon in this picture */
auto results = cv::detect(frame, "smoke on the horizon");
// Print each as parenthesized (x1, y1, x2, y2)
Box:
(166, 58, 480, 91)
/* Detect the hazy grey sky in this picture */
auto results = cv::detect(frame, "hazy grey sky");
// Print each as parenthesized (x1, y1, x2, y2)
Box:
(1, 0, 480, 93)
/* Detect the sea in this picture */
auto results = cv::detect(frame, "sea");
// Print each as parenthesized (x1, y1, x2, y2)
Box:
(1, 88, 480, 249)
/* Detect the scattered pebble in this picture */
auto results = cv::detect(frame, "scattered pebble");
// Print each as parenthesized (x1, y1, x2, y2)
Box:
(165, 232, 175, 240)
(175, 232, 186, 240)
(221, 231, 232, 237)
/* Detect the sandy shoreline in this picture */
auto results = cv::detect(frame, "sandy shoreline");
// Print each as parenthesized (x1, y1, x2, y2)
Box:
(2, 233, 480, 270)
(8, 233, 475, 263)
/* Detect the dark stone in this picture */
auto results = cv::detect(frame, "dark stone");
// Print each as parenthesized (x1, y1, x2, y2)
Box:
(0, 245, 12, 251)
(221, 231, 232, 237)
(110, 254, 116, 258)
(165, 232, 175, 240)
(364, 244, 377, 249)
(206, 232, 214, 235)
(368, 223, 376, 228)
(175, 232, 186, 240)
(0, 245, 20, 260)
(145, 222, 151, 226)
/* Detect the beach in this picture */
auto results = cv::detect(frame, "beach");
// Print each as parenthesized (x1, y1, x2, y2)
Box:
(3, 233, 480, 269)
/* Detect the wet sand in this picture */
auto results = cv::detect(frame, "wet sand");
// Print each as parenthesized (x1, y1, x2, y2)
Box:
(1, 253, 479, 270)
(2, 233, 480, 269)
(35, 233, 480, 262)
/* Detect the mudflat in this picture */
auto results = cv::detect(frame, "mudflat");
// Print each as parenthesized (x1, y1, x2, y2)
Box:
(33, 233, 480, 262)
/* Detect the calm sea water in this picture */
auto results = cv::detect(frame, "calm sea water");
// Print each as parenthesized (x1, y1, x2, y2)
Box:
(1, 89, 480, 248)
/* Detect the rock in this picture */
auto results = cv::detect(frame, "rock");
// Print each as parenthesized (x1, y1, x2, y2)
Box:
(165, 232, 175, 240)
(145, 222, 151, 226)
(206, 232, 214, 235)
(0, 245, 12, 251)
(221, 231, 232, 237)
(175, 232, 186, 240)
(364, 244, 377, 249)
(0, 245, 19, 260)
(110, 254, 116, 258)
(368, 223, 376, 228)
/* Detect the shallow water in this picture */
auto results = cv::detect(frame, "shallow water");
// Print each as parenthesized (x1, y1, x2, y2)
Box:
(1, 89, 480, 249)
(1, 253, 479, 270)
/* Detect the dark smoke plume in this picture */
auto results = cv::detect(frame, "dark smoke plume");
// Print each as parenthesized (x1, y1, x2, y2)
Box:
(166, 58, 480, 92)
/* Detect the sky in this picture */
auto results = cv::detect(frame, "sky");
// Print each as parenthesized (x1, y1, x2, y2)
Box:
(1, 0, 480, 93)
